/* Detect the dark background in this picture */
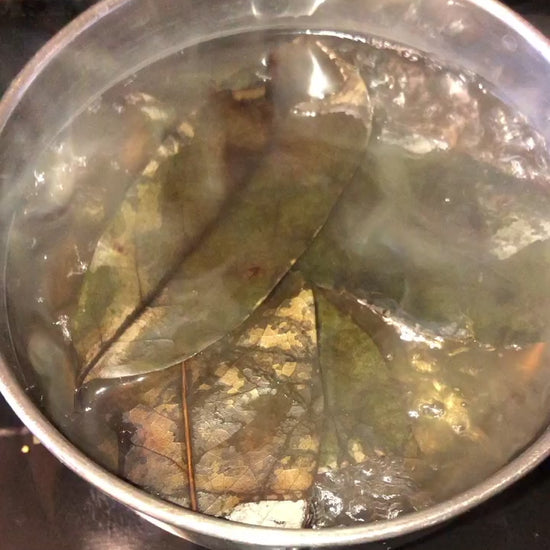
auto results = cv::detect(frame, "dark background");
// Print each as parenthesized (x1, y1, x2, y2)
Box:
(1, 1, 549, 549)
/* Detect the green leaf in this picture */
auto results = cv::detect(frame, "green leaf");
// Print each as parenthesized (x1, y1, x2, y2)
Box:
(73, 37, 371, 384)
(315, 288, 414, 462)
(80, 119, 368, 383)
(468, 239, 550, 345)
(310, 287, 423, 526)
(298, 142, 550, 346)
(71, 90, 274, 374)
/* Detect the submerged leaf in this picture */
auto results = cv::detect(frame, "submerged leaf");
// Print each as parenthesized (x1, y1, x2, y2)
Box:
(122, 371, 190, 507)
(315, 289, 414, 463)
(468, 239, 550, 345)
(300, 142, 550, 346)
(82, 114, 367, 382)
(311, 288, 422, 526)
(394, 239, 550, 347)
(187, 272, 322, 520)
(94, 272, 322, 525)
(75, 37, 371, 383)
(72, 90, 274, 376)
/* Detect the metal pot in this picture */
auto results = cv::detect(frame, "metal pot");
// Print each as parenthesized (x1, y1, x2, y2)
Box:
(0, 1, 549, 548)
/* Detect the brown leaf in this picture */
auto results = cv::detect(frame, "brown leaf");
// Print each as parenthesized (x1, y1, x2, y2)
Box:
(90, 273, 323, 526)
(187, 273, 322, 520)
(121, 369, 190, 507)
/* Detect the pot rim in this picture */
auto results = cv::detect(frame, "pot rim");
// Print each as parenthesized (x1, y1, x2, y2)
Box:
(0, 0, 549, 547)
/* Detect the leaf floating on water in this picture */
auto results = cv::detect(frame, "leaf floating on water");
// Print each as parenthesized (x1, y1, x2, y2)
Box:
(81, 112, 368, 382)
(72, 90, 274, 379)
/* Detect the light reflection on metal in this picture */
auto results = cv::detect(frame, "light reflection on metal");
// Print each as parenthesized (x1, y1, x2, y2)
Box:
(252, 0, 327, 18)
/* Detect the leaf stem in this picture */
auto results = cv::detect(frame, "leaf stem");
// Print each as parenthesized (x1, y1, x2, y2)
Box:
(181, 360, 198, 511)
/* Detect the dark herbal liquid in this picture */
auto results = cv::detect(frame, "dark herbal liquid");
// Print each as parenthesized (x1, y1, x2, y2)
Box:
(7, 31, 550, 528)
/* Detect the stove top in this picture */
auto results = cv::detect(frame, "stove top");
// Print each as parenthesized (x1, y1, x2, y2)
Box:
(1, 2, 549, 549)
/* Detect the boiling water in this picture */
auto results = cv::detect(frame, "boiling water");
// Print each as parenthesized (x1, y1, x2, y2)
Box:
(6, 31, 550, 529)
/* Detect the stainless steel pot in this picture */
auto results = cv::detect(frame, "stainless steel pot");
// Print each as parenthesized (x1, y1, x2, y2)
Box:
(0, 1, 549, 549)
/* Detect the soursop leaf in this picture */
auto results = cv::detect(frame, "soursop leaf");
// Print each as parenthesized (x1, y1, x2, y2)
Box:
(310, 288, 423, 527)
(186, 272, 322, 520)
(468, 239, 550, 345)
(71, 89, 274, 375)
(86, 272, 322, 526)
(76, 41, 371, 383)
